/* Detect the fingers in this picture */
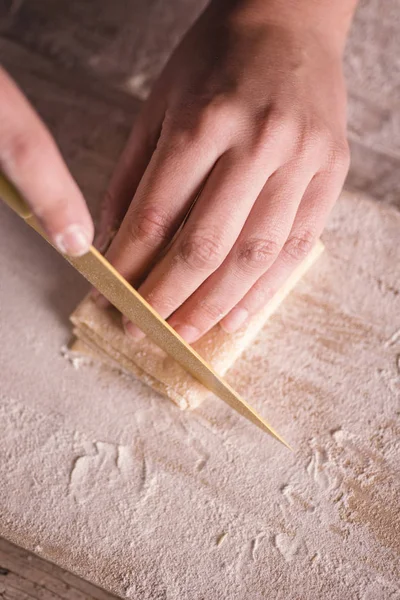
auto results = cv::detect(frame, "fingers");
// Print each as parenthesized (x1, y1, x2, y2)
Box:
(95, 88, 166, 253)
(167, 160, 315, 341)
(123, 145, 287, 339)
(104, 118, 225, 288)
(220, 160, 349, 332)
(0, 67, 93, 256)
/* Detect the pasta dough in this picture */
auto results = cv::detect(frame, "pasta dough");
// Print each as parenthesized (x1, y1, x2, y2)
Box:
(70, 241, 324, 409)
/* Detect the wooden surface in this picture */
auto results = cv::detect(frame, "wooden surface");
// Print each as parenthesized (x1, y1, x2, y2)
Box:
(0, 1, 399, 598)
(1, 191, 399, 599)
(0, 539, 119, 600)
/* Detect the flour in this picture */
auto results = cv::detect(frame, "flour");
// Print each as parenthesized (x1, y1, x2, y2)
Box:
(60, 344, 92, 370)
(0, 192, 399, 600)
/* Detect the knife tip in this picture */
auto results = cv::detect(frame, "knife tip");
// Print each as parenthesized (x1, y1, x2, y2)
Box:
(272, 431, 293, 451)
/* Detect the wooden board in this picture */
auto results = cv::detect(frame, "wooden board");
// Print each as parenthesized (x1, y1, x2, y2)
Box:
(0, 538, 119, 600)
(1, 188, 399, 598)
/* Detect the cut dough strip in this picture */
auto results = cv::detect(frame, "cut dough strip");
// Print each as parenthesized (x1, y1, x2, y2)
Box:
(70, 241, 324, 409)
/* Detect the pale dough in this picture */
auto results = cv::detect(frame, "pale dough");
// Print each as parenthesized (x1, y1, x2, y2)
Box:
(70, 241, 324, 409)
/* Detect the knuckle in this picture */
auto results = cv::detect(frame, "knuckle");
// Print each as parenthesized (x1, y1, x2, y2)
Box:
(237, 237, 282, 270)
(129, 204, 172, 247)
(2, 129, 41, 172)
(166, 100, 228, 154)
(168, 126, 197, 151)
(283, 231, 315, 262)
(270, 113, 299, 141)
(294, 123, 328, 159)
(246, 110, 303, 164)
(247, 111, 288, 158)
(198, 101, 234, 146)
(279, 117, 302, 151)
(194, 101, 222, 133)
(286, 117, 333, 161)
(302, 130, 325, 156)
(199, 300, 225, 322)
(36, 195, 69, 221)
(178, 232, 226, 271)
(145, 289, 176, 314)
(327, 140, 351, 172)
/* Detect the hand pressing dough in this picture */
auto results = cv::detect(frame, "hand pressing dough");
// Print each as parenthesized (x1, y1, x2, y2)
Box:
(70, 241, 324, 409)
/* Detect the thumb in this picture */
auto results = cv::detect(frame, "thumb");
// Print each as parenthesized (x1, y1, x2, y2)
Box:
(0, 67, 94, 256)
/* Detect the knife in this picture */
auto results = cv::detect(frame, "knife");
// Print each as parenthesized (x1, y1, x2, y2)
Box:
(0, 173, 290, 448)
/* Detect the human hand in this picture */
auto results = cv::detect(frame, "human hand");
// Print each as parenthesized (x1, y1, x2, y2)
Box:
(97, 0, 352, 342)
(0, 67, 93, 256)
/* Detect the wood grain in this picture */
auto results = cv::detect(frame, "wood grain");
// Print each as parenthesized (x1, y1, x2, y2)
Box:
(0, 539, 119, 600)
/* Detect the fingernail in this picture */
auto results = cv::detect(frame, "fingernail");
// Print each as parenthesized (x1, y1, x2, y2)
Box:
(94, 231, 107, 253)
(220, 307, 248, 334)
(173, 324, 200, 344)
(55, 224, 92, 257)
(94, 227, 113, 254)
(123, 317, 146, 341)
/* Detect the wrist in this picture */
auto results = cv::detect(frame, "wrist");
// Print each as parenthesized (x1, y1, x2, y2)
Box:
(214, 0, 358, 56)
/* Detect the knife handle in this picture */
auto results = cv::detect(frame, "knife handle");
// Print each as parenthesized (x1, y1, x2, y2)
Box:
(0, 173, 32, 219)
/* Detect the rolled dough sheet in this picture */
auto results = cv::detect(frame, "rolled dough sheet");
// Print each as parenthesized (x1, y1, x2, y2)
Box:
(70, 241, 324, 409)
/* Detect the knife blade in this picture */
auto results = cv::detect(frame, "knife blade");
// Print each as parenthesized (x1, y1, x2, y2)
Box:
(0, 173, 290, 448)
